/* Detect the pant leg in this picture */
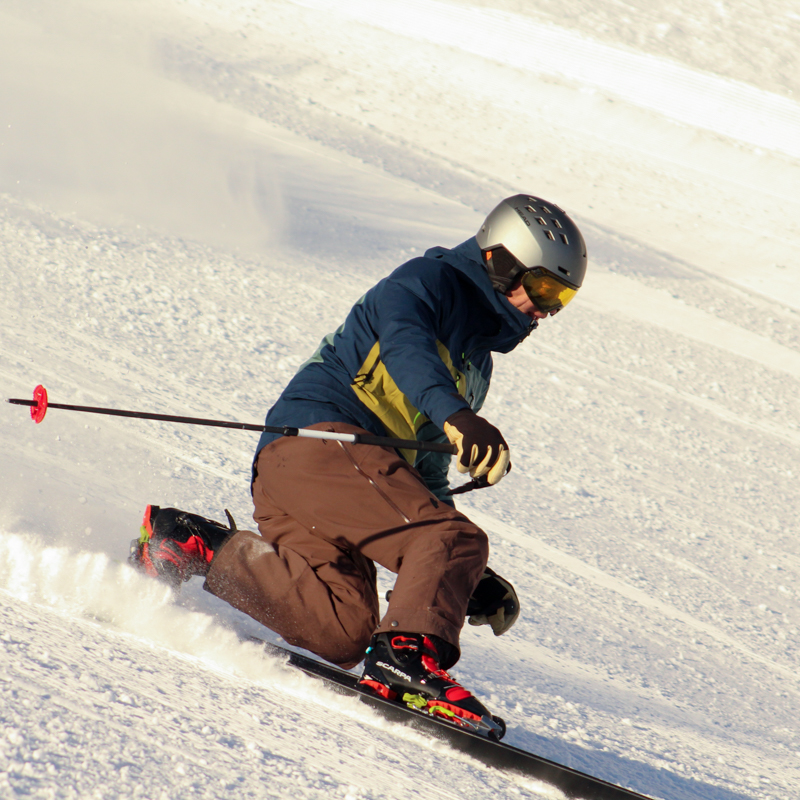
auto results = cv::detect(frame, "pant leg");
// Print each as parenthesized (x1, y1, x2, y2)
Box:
(206, 422, 488, 667)
(205, 507, 379, 669)
(317, 430, 489, 657)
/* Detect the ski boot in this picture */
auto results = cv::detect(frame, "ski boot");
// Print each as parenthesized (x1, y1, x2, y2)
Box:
(129, 505, 235, 588)
(358, 632, 506, 739)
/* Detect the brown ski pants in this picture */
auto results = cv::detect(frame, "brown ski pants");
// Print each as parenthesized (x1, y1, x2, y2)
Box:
(204, 423, 489, 669)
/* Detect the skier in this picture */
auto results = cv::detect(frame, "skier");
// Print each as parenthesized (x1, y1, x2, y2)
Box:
(131, 194, 587, 735)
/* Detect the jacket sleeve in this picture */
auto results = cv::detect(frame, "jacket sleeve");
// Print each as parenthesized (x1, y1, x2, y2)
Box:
(371, 263, 470, 429)
(414, 421, 456, 506)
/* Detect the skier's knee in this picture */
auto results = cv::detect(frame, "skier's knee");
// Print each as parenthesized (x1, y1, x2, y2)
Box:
(473, 527, 489, 562)
(316, 629, 373, 670)
(449, 524, 489, 569)
(306, 606, 377, 669)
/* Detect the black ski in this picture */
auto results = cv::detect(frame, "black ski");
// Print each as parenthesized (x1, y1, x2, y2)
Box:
(252, 638, 656, 800)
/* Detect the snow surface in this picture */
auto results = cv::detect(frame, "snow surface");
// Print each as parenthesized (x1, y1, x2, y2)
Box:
(1, 0, 800, 798)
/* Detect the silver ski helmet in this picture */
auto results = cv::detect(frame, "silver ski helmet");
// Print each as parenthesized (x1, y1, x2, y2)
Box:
(476, 194, 587, 312)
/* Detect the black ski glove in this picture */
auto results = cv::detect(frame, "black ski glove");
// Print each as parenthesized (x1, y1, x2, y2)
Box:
(443, 408, 510, 485)
(467, 567, 520, 636)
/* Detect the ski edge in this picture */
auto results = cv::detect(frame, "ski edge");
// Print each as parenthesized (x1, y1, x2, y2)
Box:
(250, 638, 657, 800)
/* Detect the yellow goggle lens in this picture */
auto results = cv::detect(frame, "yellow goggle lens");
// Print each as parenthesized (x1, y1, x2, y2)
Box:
(521, 268, 578, 312)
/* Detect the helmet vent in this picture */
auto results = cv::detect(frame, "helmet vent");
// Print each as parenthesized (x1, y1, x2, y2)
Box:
(558, 266, 570, 276)
(544, 230, 555, 241)
(540, 206, 552, 214)
(551, 219, 563, 229)
(560, 234, 569, 245)
(535, 217, 547, 226)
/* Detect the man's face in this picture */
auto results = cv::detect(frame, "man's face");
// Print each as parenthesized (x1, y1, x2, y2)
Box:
(504, 280, 557, 320)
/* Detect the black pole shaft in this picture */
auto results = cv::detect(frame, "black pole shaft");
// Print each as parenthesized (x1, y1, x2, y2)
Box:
(7, 397, 457, 455)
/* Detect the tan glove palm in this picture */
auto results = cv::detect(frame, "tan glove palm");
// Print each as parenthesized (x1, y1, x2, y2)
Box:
(443, 408, 510, 485)
(467, 568, 520, 636)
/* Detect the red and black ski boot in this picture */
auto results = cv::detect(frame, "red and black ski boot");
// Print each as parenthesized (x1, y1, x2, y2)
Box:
(129, 505, 235, 588)
(358, 632, 505, 739)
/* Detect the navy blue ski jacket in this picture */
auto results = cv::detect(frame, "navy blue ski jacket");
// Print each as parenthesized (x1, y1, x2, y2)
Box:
(254, 236, 535, 502)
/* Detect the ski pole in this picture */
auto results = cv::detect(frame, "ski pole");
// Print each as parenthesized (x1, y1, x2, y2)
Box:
(7, 385, 458, 455)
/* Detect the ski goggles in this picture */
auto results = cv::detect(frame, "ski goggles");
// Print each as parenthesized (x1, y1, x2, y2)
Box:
(520, 267, 578, 313)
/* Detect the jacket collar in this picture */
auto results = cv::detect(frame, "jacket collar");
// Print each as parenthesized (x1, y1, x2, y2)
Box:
(424, 236, 536, 352)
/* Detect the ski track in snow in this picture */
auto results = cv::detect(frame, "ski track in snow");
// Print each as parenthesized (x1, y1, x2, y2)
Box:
(2, 0, 800, 798)
(292, 0, 800, 159)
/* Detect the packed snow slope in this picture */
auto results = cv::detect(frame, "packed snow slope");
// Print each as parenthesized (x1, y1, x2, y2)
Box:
(1, 1, 799, 798)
